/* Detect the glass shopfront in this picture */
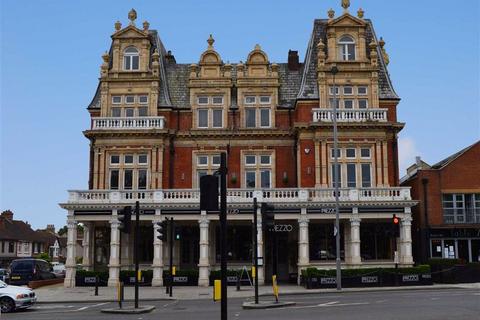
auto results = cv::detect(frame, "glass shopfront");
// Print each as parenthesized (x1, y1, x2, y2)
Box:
(360, 222, 394, 260)
(429, 228, 480, 262)
(94, 226, 110, 271)
(309, 223, 345, 261)
(215, 225, 252, 262)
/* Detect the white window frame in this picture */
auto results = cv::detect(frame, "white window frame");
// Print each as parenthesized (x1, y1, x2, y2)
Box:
(112, 96, 122, 104)
(123, 47, 139, 71)
(197, 109, 209, 128)
(345, 148, 356, 159)
(358, 99, 368, 109)
(338, 36, 356, 61)
(259, 108, 271, 128)
(212, 109, 223, 128)
(358, 86, 368, 95)
(110, 155, 120, 165)
(138, 154, 148, 165)
(343, 86, 353, 95)
(197, 96, 209, 105)
(245, 155, 256, 166)
(360, 148, 371, 159)
(260, 155, 271, 165)
(125, 95, 135, 104)
(197, 155, 209, 166)
(245, 96, 256, 104)
(124, 154, 134, 165)
(139, 95, 148, 104)
(259, 96, 271, 104)
(212, 96, 224, 105)
(343, 99, 354, 109)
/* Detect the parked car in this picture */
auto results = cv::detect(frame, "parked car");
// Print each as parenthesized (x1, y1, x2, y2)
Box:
(0, 280, 36, 313)
(9, 259, 56, 285)
(51, 262, 66, 278)
(0, 269, 8, 283)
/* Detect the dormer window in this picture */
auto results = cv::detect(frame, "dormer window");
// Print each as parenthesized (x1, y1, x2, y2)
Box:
(123, 47, 139, 71)
(339, 36, 356, 61)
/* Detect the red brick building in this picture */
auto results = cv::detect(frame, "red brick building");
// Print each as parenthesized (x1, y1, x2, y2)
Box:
(61, 4, 416, 288)
(401, 141, 480, 263)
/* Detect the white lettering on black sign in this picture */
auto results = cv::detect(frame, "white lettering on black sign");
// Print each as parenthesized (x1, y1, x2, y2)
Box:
(227, 276, 237, 282)
(402, 274, 419, 282)
(84, 277, 97, 283)
(320, 277, 336, 284)
(173, 276, 188, 283)
(361, 276, 378, 283)
(273, 224, 293, 232)
(320, 208, 335, 214)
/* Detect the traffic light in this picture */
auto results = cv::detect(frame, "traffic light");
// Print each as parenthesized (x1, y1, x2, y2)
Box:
(200, 175, 219, 211)
(156, 219, 168, 242)
(261, 203, 275, 232)
(174, 227, 181, 240)
(392, 214, 400, 237)
(118, 206, 132, 234)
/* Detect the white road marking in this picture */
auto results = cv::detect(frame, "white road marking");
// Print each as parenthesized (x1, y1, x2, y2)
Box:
(324, 302, 370, 307)
(75, 302, 108, 311)
(431, 297, 440, 300)
(375, 300, 387, 303)
(317, 301, 340, 307)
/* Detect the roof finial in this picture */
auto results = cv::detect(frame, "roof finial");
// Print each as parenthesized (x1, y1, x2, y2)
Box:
(341, 0, 350, 12)
(128, 8, 137, 25)
(357, 7, 364, 19)
(114, 20, 122, 31)
(254, 44, 261, 51)
(207, 34, 215, 48)
(328, 8, 335, 19)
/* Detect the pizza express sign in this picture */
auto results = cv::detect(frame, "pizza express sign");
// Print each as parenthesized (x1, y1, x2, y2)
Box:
(429, 228, 480, 239)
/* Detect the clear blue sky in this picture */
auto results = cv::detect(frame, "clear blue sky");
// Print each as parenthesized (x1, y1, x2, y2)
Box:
(1, 0, 479, 230)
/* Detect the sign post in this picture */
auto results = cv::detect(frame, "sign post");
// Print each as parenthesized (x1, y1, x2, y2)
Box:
(253, 197, 259, 304)
(219, 153, 228, 320)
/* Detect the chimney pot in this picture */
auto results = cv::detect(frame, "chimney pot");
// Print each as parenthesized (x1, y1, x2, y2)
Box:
(288, 50, 300, 71)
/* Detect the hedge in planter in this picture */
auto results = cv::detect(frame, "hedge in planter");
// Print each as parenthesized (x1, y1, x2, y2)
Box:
(75, 270, 109, 287)
(120, 270, 153, 286)
(163, 269, 199, 286)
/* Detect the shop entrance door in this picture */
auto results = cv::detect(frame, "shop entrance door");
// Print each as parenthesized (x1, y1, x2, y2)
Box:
(179, 226, 199, 270)
(457, 240, 469, 262)
(265, 231, 292, 283)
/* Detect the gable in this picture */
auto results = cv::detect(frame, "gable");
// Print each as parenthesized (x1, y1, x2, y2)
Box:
(112, 25, 148, 39)
(329, 13, 366, 27)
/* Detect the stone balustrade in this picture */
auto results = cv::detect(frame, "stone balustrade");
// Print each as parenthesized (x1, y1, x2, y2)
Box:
(91, 117, 166, 130)
(312, 109, 388, 123)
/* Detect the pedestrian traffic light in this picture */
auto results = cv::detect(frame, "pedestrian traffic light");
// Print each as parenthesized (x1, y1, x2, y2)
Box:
(174, 227, 181, 240)
(261, 203, 275, 232)
(392, 214, 400, 237)
(118, 206, 132, 234)
(156, 219, 168, 241)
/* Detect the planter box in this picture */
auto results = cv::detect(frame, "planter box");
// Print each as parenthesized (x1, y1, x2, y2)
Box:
(432, 264, 480, 284)
(164, 275, 198, 286)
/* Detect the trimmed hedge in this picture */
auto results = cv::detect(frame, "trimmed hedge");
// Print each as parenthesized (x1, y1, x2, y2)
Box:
(163, 269, 199, 277)
(427, 258, 462, 267)
(301, 265, 431, 278)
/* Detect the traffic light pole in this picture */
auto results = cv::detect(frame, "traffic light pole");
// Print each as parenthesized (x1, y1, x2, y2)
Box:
(272, 228, 278, 278)
(169, 217, 174, 297)
(253, 198, 259, 304)
(220, 153, 227, 320)
(134, 201, 140, 308)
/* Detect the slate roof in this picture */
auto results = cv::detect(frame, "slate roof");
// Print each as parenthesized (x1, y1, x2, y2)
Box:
(0, 217, 44, 242)
(431, 141, 480, 170)
(87, 16, 398, 110)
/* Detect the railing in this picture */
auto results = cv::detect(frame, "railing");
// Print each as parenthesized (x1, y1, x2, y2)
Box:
(91, 117, 166, 130)
(67, 187, 411, 204)
(312, 109, 388, 123)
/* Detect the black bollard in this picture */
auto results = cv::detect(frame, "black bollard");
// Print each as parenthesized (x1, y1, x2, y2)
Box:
(94, 275, 99, 296)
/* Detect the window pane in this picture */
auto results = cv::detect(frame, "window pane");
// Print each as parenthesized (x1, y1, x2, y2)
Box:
(329, 98, 340, 108)
(110, 170, 119, 189)
(331, 164, 342, 188)
(331, 148, 341, 158)
(343, 86, 353, 95)
(245, 96, 256, 104)
(260, 108, 270, 127)
(246, 108, 256, 127)
(213, 109, 223, 128)
(198, 96, 208, 105)
(260, 96, 271, 104)
(246, 171, 256, 188)
(347, 44, 355, 60)
(138, 154, 148, 164)
(212, 96, 223, 104)
(138, 107, 148, 116)
(124, 155, 134, 164)
(132, 56, 139, 70)
(125, 95, 135, 104)
(361, 164, 371, 187)
(261, 170, 271, 188)
(198, 109, 208, 127)
(358, 86, 368, 95)
(138, 169, 147, 189)
(125, 108, 134, 117)
(197, 155, 208, 166)
(347, 163, 356, 188)
(344, 100, 354, 109)
(212, 155, 221, 166)
(360, 148, 371, 158)
(111, 155, 120, 164)
(443, 194, 453, 202)
(112, 96, 122, 104)
(245, 155, 256, 165)
(124, 170, 133, 189)
(346, 148, 356, 158)
(260, 155, 270, 164)
(124, 56, 131, 70)
(139, 95, 148, 104)
(358, 99, 368, 109)
(329, 87, 340, 95)
(111, 108, 121, 117)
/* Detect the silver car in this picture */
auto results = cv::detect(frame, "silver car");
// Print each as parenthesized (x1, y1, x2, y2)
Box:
(0, 280, 36, 313)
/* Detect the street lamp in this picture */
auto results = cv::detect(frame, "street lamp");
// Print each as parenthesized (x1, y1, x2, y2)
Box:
(331, 65, 342, 290)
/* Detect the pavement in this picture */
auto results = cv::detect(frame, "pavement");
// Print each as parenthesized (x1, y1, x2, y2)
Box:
(31, 282, 480, 303)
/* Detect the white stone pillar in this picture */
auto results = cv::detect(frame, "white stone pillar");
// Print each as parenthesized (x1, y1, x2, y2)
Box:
(82, 222, 93, 271)
(64, 215, 77, 288)
(297, 209, 309, 284)
(198, 211, 210, 287)
(257, 207, 265, 285)
(349, 217, 362, 265)
(400, 216, 414, 265)
(152, 209, 164, 286)
(108, 212, 121, 287)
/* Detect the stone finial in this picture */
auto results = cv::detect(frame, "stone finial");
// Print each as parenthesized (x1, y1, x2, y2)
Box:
(328, 8, 335, 19)
(207, 34, 215, 48)
(379, 37, 385, 48)
(341, 0, 350, 11)
(102, 51, 110, 63)
(254, 44, 261, 51)
(357, 7, 364, 18)
(271, 63, 279, 73)
(128, 8, 137, 25)
(114, 20, 122, 31)
(152, 49, 160, 62)
(379, 37, 390, 65)
(143, 21, 150, 31)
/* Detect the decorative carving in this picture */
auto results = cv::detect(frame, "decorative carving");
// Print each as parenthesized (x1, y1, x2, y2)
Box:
(379, 37, 390, 65)
(128, 8, 137, 25)
(328, 8, 335, 19)
(102, 51, 110, 64)
(143, 20, 150, 31)
(341, 0, 350, 10)
(114, 20, 122, 31)
(357, 8, 364, 18)
(207, 34, 215, 48)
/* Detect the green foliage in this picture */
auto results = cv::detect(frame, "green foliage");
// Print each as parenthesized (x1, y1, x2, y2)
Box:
(163, 269, 199, 277)
(34, 252, 51, 263)
(302, 265, 431, 278)
(427, 258, 462, 266)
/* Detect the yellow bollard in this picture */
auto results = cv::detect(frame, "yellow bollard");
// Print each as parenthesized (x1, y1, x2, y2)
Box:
(251, 266, 256, 278)
(272, 275, 279, 303)
(213, 279, 221, 302)
(172, 266, 176, 276)
(137, 270, 142, 281)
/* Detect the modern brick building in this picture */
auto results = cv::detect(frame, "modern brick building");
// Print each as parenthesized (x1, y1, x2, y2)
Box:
(60, 2, 416, 288)
(401, 141, 480, 264)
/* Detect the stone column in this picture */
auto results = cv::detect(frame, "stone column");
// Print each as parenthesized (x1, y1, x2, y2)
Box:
(257, 207, 265, 285)
(152, 209, 163, 286)
(64, 215, 77, 288)
(400, 216, 414, 265)
(297, 210, 309, 285)
(198, 211, 210, 287)
(82, 222, 93, 271)
(349, 217, 362, 265)
(108, 212, 121, 287)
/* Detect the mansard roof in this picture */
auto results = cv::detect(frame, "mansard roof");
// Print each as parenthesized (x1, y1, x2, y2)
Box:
(87, 17, 398, 110)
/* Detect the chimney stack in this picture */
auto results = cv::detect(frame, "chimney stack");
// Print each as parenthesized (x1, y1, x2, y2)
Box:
(1, 210, 13, 220)
(288, 50, 300, 71)
(47, 224, 56, 233)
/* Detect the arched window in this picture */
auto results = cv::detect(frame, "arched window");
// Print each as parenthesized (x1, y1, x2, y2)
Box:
(123, 47, 139, 70)
(339, 36, 356, 61)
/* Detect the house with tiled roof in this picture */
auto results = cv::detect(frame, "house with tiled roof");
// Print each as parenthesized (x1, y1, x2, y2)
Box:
(60, 2, 416, 288)
(401, 141, 480, 263)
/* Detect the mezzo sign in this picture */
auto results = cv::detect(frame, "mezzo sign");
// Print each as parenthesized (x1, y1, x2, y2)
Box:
(273, 224, 293, 232)
(361, 276, 378, 283)
(173, 276, 188, 283)
(402, 274, 419, 282)
(320, 277, 336, 284)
